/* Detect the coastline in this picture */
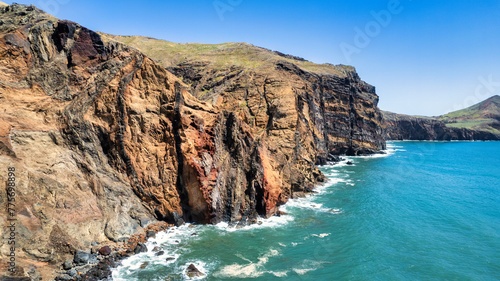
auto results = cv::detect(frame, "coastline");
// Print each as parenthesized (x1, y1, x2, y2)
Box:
(110, 148, 393, 280)
(51, 223, 173, 281)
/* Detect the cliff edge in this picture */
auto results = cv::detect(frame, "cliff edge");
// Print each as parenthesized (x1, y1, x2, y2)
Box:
(383, 96, 500, 141)
(0, 4, 386, 279)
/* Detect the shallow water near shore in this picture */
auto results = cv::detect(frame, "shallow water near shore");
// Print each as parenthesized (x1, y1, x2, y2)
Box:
(112, 141, 500, 280)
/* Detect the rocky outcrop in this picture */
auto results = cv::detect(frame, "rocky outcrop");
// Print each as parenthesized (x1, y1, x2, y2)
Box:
(383, 111, 500, 140)
(167, 60, 386, 160)
(0, 4, 386, 279)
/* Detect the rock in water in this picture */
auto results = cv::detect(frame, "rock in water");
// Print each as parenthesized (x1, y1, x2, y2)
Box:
(0, 4, 390, 279)
(134, 243, 148, 254)
(186, 264, 205, 278)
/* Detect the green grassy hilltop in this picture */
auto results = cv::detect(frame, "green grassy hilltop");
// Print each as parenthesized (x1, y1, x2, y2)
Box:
(439, 95, 500, 135)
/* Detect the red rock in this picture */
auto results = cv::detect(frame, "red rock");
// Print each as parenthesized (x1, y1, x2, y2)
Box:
(99, 246, 111, 256)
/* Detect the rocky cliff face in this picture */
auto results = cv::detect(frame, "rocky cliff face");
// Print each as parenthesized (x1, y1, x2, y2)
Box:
(0, 4, 386, 279)
(383, 112, 500, 140)
(168, 61, 386, 160)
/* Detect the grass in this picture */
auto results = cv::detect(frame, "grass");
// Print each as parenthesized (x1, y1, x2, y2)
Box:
(438, 96, 500, 135)
(98, 33, 353, 77)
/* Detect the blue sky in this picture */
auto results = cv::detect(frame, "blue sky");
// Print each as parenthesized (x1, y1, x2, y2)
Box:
(6, 0, 500, 116)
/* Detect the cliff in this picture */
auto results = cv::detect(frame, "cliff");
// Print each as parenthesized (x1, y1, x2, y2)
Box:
(383, 111, 500, 140)
(0, 4, 385, 279)
(101, 35, 386, 159)
(438, 95, 500, 135)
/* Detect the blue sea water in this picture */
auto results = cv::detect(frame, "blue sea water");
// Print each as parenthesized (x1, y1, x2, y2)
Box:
(112, 141, 500, 280)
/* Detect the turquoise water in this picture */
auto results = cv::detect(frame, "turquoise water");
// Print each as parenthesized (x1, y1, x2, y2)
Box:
(113, 141, 500, 280)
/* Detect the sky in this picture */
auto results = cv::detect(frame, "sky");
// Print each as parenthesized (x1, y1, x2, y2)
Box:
(5, 0, 500, 116)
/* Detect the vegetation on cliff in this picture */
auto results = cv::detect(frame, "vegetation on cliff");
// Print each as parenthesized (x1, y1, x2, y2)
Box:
(0, 3, 387, 279)
(383, 96, 500, 140)
(438, 95, 500, 135)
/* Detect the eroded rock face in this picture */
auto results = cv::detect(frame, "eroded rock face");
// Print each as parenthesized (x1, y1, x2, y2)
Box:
(168, 61, 386, 165)
(383, 112, 500, 140)
(0, 4, 386, 278)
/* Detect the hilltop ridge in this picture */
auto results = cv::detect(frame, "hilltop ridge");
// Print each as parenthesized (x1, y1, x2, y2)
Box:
(438, 95, 500, 135)
(0, 3, 385, 279)
(383, 95, 500, 140)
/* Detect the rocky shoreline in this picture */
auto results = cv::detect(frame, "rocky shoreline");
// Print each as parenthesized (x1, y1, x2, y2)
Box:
(52, 222, 172, 281)
(0, 4, 386, 280)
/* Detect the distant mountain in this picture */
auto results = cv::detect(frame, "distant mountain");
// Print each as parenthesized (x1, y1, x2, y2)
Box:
(383, 96, 500, 140)
(438, 95, 500, 135)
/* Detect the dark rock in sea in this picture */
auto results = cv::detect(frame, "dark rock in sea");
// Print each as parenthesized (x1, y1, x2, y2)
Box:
(134, 243, 148, 254)
(186, 264, 205, 278)
(140, 262, 149, 269)
(346, 161, 354, 165)
(166, 257, 176, 262)
(155, 250, 165, 256)
(146, 230, 156, 238)
(83, 256, 121, 281)
(62, 260, 73, 270)
(173, 212, 185, 227)
(74, 250, 91, 266)
(152, 246, 162, 252)
(99, 246, 112, 256)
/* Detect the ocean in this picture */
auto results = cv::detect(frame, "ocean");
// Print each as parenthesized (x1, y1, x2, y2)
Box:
(112, 141, 500, 280)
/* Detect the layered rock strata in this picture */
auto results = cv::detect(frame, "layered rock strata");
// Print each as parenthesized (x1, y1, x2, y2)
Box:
(383, 112, 500, 140)
(0, 4, 386, 279)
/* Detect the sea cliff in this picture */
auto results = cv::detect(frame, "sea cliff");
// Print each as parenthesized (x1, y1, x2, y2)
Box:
(0, 4, 386, 279)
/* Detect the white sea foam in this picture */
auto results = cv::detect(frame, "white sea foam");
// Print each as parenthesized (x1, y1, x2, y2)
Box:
(112, 223, 204, 281)
(293, 267, 318, 275)
(214, 249, 280, 279)
(291, 260, 330, 276)
(269, 270, 288, 277)
(282, 199, 331, 213)
(312, 233, 331, 238)
(214, 214, 294, 232)
(323, 146, 400, 167)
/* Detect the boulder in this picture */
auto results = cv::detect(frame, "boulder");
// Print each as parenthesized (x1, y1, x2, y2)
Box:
(62, 260, 73, 270)
(134, 242, 148, 254)
(67, 268, 77, 277)
(74, 250, 91, 266)
(186, 264, 205, 278)
(99, 246, 112, 256)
